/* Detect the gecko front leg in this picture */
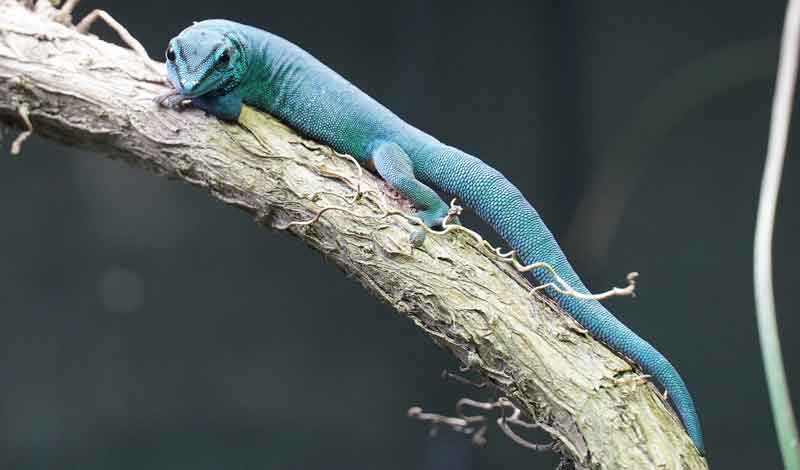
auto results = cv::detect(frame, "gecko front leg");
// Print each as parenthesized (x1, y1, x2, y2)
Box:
(153, 87, 191, 109)
(189, 93, 243, 121)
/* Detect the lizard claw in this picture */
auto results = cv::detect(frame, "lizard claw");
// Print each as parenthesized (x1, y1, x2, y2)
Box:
(408, 213, 461, 248)
(153, 89, 191, 109)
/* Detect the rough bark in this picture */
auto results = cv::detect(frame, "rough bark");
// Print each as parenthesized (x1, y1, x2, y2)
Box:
(0, 2, 708, 469)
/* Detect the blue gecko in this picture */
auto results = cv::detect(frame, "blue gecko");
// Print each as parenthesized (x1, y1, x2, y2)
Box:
(154, 19, 704, 454)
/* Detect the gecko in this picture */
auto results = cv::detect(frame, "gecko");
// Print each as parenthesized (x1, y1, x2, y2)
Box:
(154, 19, 704, 454)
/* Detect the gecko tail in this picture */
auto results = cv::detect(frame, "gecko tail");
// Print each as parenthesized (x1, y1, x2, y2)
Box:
(415, 144, 705, 454)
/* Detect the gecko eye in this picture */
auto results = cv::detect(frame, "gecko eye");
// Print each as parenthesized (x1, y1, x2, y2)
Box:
(166, 47, 176, 62)
(215, 49, 230, 70)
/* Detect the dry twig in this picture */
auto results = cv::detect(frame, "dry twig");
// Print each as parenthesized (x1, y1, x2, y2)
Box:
(74, 9, 163, 77)
(409, 397, 554, 452)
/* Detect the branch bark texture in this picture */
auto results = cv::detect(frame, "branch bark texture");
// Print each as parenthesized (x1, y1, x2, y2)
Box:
(0, 2, 707, 469)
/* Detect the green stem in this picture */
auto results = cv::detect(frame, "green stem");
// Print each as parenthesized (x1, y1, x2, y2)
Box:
(754, 1, 800, 469)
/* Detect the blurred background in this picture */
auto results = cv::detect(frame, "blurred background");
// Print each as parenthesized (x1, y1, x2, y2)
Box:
(1, 1, 798, 469)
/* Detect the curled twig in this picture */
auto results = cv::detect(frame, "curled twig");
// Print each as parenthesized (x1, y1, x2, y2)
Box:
(409, 397, 553, 452)
(280, 154, 639, 303)
(407, 406, 486, 443)
(496, 406, 554, 452)
(10, 102, 32, 155)
(441, 369, 487, 389)
(275, 204, 361, 230)
(390, 198, 638, 301)
(531, 271, 638, 301)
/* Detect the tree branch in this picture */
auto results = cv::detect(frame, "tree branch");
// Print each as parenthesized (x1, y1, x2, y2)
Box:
(0, 2, 707, 468)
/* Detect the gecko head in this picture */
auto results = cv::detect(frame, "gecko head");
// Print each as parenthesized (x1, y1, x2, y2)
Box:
(164, 24, 247, 97)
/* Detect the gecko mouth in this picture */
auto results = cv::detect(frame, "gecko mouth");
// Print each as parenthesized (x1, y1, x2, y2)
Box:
(169, 61, 228, 97)
(172, 74, 220, 97)
(203, 77, 238, 98)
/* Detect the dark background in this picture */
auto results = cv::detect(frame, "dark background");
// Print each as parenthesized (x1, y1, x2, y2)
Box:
(1, 1, 798, 469)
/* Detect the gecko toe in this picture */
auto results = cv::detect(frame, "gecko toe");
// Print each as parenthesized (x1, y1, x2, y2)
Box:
(154, 91, 190, 109)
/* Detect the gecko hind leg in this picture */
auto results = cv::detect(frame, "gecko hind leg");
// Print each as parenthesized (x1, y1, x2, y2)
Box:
(190, 93, 243, 121)
(370, 140, 457, 246)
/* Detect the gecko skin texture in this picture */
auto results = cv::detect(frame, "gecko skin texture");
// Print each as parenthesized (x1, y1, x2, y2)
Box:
(156, 19, 704, 454)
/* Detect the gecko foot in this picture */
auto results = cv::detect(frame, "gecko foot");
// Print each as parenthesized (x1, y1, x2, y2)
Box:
(409, 210, 462, 248)
(153, 89, 191, 109)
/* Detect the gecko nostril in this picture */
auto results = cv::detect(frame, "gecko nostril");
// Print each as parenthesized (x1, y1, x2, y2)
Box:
(181, 79, 197, 91)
